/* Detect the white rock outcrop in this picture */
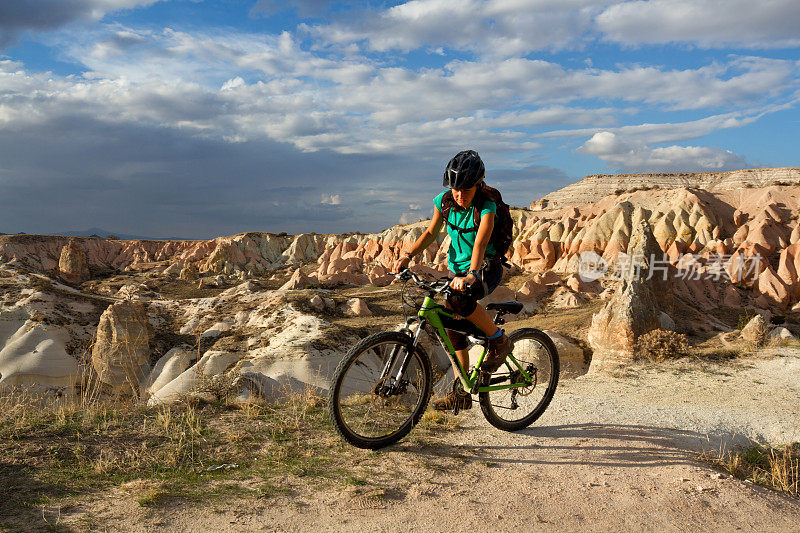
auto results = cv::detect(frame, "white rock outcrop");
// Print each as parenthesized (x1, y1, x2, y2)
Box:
(280, 268, 314, 290)
(740, 314, 767, 344)
(147, 350, 243, 406)
(0, 307, 77, 392)
(766, 326, 795, 345)
(141, 345, 197, 399)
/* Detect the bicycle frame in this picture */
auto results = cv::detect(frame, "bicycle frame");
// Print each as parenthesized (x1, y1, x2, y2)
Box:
(391, 294, 534, 394)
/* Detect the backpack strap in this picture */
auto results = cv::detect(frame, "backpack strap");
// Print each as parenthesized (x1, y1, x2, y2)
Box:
(471, 185, 487, 228)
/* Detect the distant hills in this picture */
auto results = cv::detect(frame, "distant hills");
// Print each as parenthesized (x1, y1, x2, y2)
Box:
(58, 228, 158, 240)
(0, 228, 187, 240)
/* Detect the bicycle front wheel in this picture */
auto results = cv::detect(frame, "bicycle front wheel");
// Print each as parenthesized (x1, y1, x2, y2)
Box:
(479, 328, 559, 431)
(328, 331, 432, 449)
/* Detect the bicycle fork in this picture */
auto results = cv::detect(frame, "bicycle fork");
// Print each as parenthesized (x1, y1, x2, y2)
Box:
(376, 319, 426, 395)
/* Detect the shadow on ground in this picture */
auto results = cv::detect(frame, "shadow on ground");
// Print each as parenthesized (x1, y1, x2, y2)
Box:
(410, 422, 759, 470)
(0, 462, 72, 531)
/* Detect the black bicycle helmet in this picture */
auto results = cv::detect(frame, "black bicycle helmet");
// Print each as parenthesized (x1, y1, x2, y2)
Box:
(443, 150, 485, 189)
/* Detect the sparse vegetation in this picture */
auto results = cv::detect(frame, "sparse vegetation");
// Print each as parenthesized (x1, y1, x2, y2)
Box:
(29, 276, 55, 293)
(737, 310, 758, 331)
(0, 385, 467, 530)
(690, 344, 745, 361)
(634, 329, 691, 362)
(627, 185, 659, 193)
(702, 443, 799, 499)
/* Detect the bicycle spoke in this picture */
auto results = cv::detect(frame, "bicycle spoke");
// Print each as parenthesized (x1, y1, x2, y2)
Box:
(334, 338, 427, 441)
(479, 329, 558, 430)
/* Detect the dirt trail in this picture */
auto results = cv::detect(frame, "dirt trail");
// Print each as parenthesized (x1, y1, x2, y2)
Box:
(53, 351, 800, 532)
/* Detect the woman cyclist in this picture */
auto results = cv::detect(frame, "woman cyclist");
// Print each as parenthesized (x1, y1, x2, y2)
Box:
(393, 150, 512, 411)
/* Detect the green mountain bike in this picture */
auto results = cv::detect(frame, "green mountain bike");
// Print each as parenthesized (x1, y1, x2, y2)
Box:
(328, 269, 559, 449)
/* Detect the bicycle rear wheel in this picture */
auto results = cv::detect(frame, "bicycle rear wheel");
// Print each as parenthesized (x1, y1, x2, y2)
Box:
(479, 328, 559, 431)
(328, 331, 432, 449)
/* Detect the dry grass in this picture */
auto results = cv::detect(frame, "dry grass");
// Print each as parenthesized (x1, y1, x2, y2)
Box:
(634, 329, 691, 362)
(702, 442, 800, 499)
(0, 383, 468, 531)
(690, 343, 746, 362)
(0, 387, 335, 528)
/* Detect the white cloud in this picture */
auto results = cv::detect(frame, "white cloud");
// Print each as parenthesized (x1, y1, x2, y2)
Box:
(321, 193, 341, 205)
(307, 0, 605, 57)
(24, 22, 795, 160)
(399, 211, 425, 225)
(330, 56, 799, 129)
(541, 96, 800, 147)
(597, 0, 800, 49)
(577, 131, 750, 173)
(5, 18, 797, 174)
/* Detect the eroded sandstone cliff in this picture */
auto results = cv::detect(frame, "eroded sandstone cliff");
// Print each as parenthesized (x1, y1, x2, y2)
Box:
(533, 167, 800, 209)
(4, 167, 800, 392)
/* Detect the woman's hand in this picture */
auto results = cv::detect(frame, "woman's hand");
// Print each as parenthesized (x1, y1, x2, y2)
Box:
(451, 272, 476, 291)
(392, 254, 411, 273)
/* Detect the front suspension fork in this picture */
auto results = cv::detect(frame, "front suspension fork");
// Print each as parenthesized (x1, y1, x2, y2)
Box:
(376, 319, 425, 391)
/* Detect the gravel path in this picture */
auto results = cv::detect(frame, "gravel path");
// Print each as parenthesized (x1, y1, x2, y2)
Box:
(57, 350, 800, 532)
(549, 348, 800, 449)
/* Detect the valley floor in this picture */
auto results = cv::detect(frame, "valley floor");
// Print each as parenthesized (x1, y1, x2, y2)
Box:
(10, 349, 797, 532)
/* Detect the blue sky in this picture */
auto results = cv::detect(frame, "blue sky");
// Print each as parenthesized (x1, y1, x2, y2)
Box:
(1, 0, 799, 238)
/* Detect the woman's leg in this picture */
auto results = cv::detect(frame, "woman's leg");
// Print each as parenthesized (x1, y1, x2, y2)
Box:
(444, 314, 472, 375)
(449, 259, 503, 336)
(464, 304, 499, 337)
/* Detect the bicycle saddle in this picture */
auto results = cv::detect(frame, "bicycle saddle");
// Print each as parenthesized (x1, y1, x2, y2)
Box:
(486, 301, 523, 314)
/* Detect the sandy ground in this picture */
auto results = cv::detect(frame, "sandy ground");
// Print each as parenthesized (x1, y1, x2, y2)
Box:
(49, 349, 800, 532)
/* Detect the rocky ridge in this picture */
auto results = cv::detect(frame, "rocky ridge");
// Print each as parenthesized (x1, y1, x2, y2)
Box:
(533, 167, 800, 209)
(6, 179, 800, 311)
(4, 167, 800, 396)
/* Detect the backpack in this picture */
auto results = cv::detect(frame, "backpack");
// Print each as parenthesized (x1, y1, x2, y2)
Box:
(440, 183, 513, 266)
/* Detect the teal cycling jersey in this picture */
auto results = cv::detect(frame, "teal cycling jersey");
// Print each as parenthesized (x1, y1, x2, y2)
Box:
(433, 190, 497, 273)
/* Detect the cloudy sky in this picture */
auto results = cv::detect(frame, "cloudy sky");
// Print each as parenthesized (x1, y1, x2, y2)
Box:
(1, 0, 799, 238)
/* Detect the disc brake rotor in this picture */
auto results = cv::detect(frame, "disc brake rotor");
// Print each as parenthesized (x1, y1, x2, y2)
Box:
(513, 365, 537, 396)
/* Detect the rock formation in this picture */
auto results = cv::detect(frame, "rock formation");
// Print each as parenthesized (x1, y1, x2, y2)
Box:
(141, 345, 196, 399)
(535, 167, 800, 209)
(344, 298, 372, 317)
(740, 314, 767, 345)
(179, 262, 198, 281)
(58, 239, 89, 284)
(5, 168, 800, 314)
(0, 307, 78, 392)
(587, 221, 662, 372)
(91, 301, 152, 394)
(280, 268, 315, 290)
(6, 167, 800, 396)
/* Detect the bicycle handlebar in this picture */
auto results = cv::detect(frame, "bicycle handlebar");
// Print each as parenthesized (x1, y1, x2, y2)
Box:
(390, 268, 454, 297)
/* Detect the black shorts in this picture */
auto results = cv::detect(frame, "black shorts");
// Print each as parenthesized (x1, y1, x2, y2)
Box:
(446, 257, 504, 317)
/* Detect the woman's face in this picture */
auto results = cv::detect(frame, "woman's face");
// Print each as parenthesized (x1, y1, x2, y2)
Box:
(451, 185, 477, 208)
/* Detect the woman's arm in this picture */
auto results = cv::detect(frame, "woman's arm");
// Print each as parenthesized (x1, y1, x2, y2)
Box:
(393, 207, 444, 271)
(407, 207, 444, 257)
